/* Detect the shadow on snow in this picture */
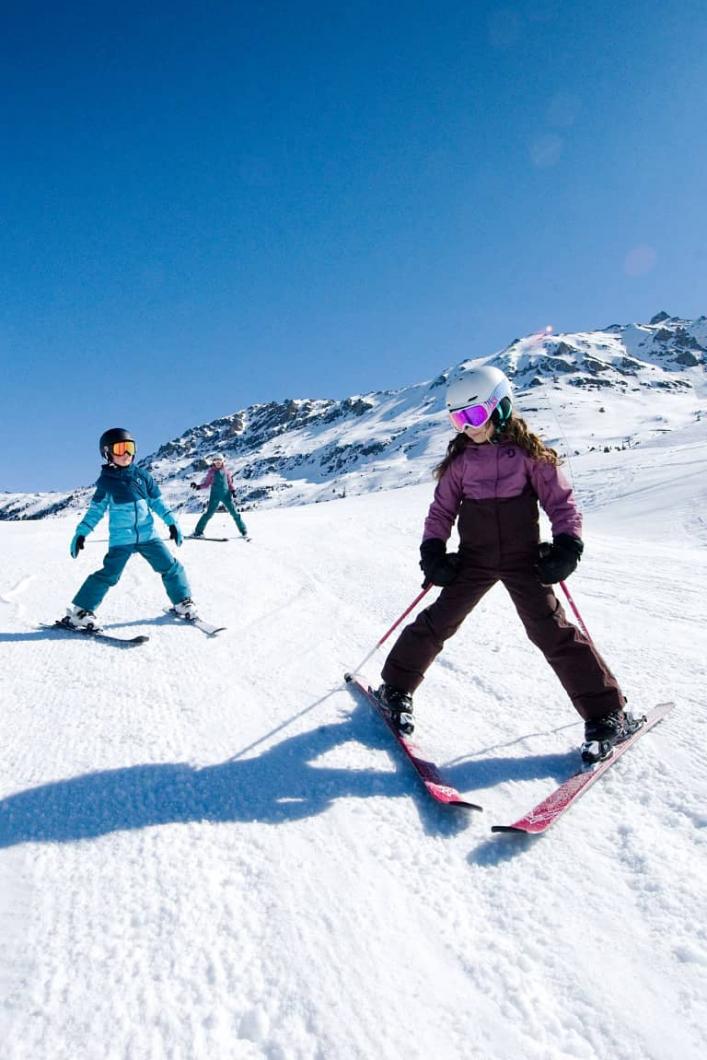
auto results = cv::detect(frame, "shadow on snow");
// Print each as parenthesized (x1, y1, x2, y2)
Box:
(0, 691, 576, 850)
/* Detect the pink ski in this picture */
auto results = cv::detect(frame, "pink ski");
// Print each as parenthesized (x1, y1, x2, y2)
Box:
(492, 702, 674, 835)
(344, 674, 481, 810)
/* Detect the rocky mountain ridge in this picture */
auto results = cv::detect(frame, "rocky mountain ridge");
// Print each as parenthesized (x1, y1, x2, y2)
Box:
(2, 312, 704, 520)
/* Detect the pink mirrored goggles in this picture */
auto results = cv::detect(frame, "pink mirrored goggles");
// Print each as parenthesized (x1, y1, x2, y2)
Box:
(448, 387, 504, 432)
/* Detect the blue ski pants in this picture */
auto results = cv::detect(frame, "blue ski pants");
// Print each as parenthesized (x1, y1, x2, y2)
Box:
(73, 540, 190, 612)
(194, 492, 247, 537)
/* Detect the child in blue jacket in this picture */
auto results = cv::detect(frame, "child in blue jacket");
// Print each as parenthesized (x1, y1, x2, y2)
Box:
(65, 428, 198, 629)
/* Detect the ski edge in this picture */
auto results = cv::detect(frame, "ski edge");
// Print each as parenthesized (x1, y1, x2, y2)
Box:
(491, 701, 675, 835)
(186, 536, 230, 542)
(344, 672, 482, 811)
(40, 621, 150, 645)
(186, 535, 250, 542)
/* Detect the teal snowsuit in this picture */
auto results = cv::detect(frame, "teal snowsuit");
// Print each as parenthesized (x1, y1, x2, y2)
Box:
(194, 466, 247, 538)
(72, 463, 190, 612)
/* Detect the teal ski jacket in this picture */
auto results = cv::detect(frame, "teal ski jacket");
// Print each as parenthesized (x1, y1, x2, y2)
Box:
(75, 464, 179, 548)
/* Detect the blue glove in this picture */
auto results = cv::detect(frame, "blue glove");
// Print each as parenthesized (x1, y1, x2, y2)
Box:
(169, 523, 183, 547)
(70, 532, 85, 559)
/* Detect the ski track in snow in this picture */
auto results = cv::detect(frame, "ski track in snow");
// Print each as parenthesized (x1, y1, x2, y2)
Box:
(1, 445, 707, 1059)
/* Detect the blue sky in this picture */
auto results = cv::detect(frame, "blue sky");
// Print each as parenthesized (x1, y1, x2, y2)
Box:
(2, 0, 706, 491)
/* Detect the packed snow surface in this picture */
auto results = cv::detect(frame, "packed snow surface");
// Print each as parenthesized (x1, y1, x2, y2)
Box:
(1, 427, 706, 1059)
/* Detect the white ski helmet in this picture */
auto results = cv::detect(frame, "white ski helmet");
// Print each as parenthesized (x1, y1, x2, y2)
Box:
(445, 365, 513, 432)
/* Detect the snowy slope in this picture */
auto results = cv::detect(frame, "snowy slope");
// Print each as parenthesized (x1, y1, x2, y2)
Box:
(2, 312, 704, 520)
(1, 422, 706, 1059)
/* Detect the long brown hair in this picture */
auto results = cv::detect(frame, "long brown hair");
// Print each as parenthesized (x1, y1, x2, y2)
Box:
(433, 414, 560, 480)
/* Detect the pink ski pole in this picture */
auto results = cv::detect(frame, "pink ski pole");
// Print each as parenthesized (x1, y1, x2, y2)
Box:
(559, 580, 593, 644)
(346, 582, 433, 679)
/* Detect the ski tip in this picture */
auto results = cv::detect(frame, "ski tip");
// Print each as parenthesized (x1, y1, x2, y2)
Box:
(425, 782, 483, 811)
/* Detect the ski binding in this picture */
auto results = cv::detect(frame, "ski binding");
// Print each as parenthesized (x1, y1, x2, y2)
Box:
(344, 673, 481, 810)
(492, 702, 674, 835)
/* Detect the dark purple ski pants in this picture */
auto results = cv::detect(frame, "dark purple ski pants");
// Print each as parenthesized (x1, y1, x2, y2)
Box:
(381, 493, 624, 722)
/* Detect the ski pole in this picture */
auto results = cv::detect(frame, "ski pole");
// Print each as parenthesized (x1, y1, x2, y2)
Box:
(346, 582, 433, 679)
(559, 580, 593, 644)
(235, 585, 433, 760)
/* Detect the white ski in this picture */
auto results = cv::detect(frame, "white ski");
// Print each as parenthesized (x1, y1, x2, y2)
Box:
(164, 608, 226, 637)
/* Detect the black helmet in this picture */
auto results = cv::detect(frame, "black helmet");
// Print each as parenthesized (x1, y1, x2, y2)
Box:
(99, 427, 136, 462)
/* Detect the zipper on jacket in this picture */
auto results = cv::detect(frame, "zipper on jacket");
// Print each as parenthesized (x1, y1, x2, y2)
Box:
(494, 446, 503, 564)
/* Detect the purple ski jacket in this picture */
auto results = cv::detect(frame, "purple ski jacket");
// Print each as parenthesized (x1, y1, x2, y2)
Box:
(422, 440, 582, 544)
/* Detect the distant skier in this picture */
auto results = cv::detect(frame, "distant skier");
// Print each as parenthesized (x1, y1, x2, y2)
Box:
(190, 455, 249, 540)
(375, 365, 640, 764)
(64, 428, 198, 628)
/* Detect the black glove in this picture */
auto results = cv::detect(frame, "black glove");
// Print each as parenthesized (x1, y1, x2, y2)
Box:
(70, 533, 85, 559)
(536, 534, 584, 584)
(420, 538, 461, 587)
(190, 482, 199, 491)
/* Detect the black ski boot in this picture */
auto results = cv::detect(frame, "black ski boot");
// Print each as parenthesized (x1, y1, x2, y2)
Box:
(375, 684, 415, 735)
(581, 710, 644, 764)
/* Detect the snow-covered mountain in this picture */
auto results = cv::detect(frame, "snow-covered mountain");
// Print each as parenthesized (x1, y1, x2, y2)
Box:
(2, 311, 705, 520)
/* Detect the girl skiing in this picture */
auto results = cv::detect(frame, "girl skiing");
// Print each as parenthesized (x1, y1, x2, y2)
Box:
(377, 365, 639, 764)
(65, 428, 198, 628)
(190, 455, 249, 540)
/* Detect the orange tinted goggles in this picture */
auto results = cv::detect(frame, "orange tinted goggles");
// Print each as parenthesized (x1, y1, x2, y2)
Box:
(111, 440, 136, 456)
